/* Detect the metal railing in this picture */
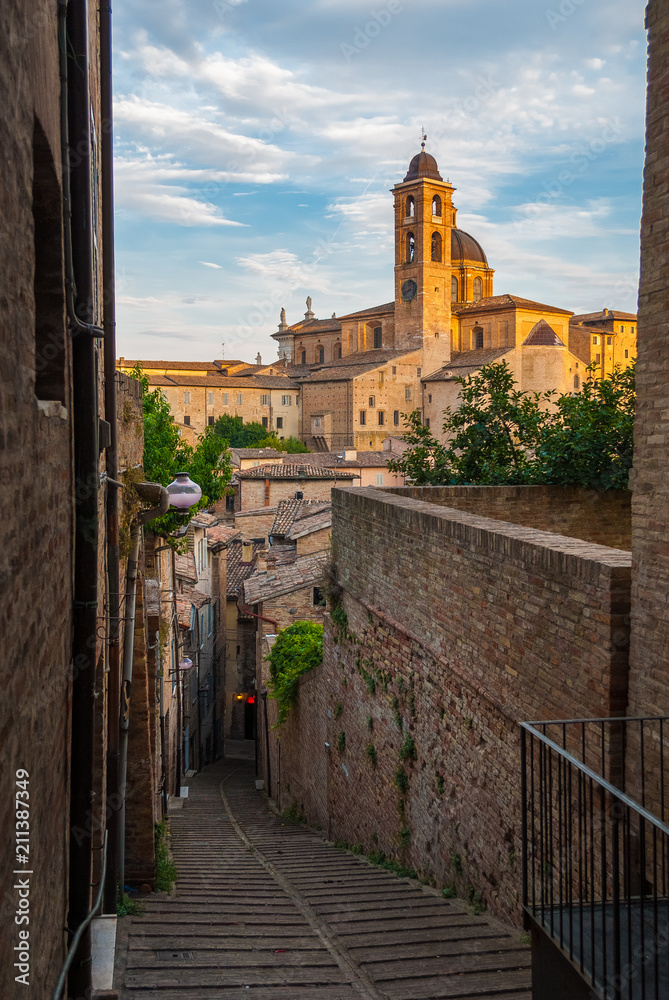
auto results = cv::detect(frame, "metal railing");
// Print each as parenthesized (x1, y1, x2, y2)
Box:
(521, 717, 669, 1000)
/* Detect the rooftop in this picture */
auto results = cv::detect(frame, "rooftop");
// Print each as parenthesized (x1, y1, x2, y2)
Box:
(176, 585, 210, 628)
(454, 294, 573, 317)
(243, 551, 329, 606)
(226, 538, 265, 598)
(521, 319, 566, 347)
(271, 499, 331, 537)
(238, 464, 359, 480)
(299, 348, 417, 383)
(422, 348, 511, 381)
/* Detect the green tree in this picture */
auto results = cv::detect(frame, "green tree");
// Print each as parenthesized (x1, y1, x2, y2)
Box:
(213, 414, 269, 448)
(258, 435, 310, 454)
(129, 365, 232, 536)
(267, 620, 324, 725)
(536, 362, 635, 490)
(388, 360, 635, 491)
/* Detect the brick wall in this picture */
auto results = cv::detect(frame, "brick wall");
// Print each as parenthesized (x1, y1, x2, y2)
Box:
(239, 477, 351, 510)
(267, 487, 631, 923)
(387, 485, 631, 550)
(628, 0, 669, 721)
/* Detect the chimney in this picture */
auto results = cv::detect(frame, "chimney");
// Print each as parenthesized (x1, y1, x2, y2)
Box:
(343, 448, 357, 461)
(242, 541, 254, 563)
(256, 548, 269, 573)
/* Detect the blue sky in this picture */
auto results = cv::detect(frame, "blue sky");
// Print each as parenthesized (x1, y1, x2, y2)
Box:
(112, 0, 648, 363)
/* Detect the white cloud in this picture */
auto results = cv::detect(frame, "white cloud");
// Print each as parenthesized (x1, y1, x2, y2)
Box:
(199, 261, 223, 268)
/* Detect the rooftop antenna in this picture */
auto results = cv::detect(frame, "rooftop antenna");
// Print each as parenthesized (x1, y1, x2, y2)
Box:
(220, 339, 225, 359)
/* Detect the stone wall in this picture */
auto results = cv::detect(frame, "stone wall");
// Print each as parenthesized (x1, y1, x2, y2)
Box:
(268, 486, 632, 923)
(387, 485, 631, 550)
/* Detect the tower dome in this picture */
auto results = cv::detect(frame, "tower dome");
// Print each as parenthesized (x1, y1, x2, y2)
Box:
(403, 150, 443, 183)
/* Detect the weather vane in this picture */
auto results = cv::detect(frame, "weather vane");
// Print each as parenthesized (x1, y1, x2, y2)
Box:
(421, 128, 427, 151)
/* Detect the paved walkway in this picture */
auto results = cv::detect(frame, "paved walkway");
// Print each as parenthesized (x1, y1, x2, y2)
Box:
(114, 753, 531, 999)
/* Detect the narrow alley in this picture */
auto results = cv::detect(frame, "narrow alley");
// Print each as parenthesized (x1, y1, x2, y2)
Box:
(114, 745, 531, 1000)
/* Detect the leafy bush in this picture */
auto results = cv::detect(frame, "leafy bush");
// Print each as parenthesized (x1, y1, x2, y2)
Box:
(155, 820, 178, 892)
(267, 621, 324, 724)
(399, 733, 417, 762)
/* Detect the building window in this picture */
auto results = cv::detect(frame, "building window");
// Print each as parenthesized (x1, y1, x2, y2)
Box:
(592, 336, 599, 345)
(313, 587, 326, 607)
(595, 353, 601, 364)
(208, 391, 214, 404)
(336, 344, 342, 359)
(314, 417, 321, 428)
(425, 417, 430, 428)
(625, 349, 629, 359)
(405, 195, 414, 218)
(208, 416, 214, 426)
(237, 393, 243, 404)
(620, 325, 624, 333)
(379, 370, 385, 385)
(223, 393, 228, 404)
(431, 231, 442, 262)
(451, 276, 459, 302)
(318, 347, 324, 363)
(301, 349, 306, 364)
(261, 394, 269, 406)
(359, 410, 366, 425)
(184, 415, 190, 426)
(631, 326, 635, 334)
(262, 416, 268, 428)
(226, 495, 235, 512)
(607, 337, 612, 345)
(276, 417, 283, 429)
(376, 473, 384, 486)
(417, 367, 421, 377)
(474, 326, 484, 349)
(406, 231, 415, 263)
(378, 410, 385, 425)
(405, 386, 413, 402)
(373, 326, 382, 348)
(432, 194, 441, 217)
(574, 375, 580, 389)
(282, 394, 292, 406)
(368, 395, 375, 407)
(428, 394, 432, 403)
(32, 117, 65, 402)
(184, 391, 191, 404)
(473, 277, 482, 302)
(296, 394, 299, 405)
(392, 366, 397, 375)
(393, 410, 400, 426)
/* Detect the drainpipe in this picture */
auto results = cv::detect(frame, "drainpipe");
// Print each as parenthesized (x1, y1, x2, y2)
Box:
(99, 0, 121, 914)
(117, 484, 169, 893)
(59, 0, 104, 994)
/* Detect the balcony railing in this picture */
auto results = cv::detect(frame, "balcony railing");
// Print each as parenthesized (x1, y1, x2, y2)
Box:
(521, 717, 669, 1000)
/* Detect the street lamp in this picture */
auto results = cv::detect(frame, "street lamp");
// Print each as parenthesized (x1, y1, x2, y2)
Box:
(167, 472, 202, 509)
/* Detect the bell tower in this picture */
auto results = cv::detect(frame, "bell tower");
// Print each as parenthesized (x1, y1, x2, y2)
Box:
(393, 138, 454, 374)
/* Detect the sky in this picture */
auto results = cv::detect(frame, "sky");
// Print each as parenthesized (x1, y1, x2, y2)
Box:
(112, 0, 649, 363)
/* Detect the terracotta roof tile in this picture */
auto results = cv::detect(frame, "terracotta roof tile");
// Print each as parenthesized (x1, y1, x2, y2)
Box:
(238, 464, 358, 480)
(453, 294, 572, 317)
(422, 348, 512, 381)
(521, 319, 565, 346)
(271, 499, 330, 537)
(207, 525, 241, 548)
(226, 539, 264, 597)
(176, 585, 210, 628)
(337, 302, 395, 320)
(243, 552, 328, 605)
(175, 551, 197, 584)
(299, 349, 416, 383)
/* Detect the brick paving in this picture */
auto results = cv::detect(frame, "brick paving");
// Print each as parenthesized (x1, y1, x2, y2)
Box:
(115, 751, 531, 999)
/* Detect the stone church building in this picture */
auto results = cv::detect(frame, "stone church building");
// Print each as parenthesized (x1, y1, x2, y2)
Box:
(272, 145, 635, 451)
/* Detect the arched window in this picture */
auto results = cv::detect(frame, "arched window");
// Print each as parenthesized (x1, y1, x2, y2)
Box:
(318, 346, 325, 364)
(406, 232, 415, 263)
(574, 375, 580, 390)
(451, 276, 459, 302)
(473, 326, 484, 349)
(432, 195, 441, 217)
(473, 276, 482, 302)
(334, 343, 342, 359)
(405, 195, 415, 218)
(300, 349, 306, 365)
(431, 231, 442, 262)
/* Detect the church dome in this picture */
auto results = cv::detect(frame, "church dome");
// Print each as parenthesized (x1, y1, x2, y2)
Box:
(451, 228, 488, 266)
(403, 150, 443, 182)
